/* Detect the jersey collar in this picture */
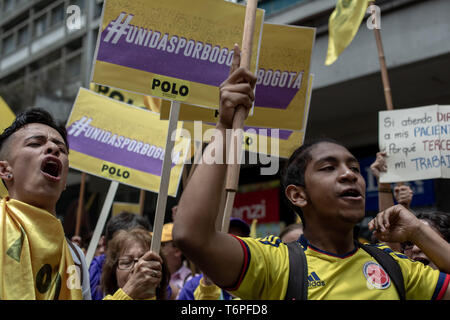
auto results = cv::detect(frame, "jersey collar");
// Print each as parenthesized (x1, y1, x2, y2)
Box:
(298, 234, 359, 259)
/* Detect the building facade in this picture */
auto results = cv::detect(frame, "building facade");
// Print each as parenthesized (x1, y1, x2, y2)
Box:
(0, 0, 102, 117)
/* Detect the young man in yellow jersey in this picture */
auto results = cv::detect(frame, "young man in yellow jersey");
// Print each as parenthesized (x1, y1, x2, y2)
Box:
(173, 46, 450, 300)
(0, 109, 92, 299)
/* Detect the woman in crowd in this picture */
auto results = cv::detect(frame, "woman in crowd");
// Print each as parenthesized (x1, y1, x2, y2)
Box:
(101, 228, 170, 300)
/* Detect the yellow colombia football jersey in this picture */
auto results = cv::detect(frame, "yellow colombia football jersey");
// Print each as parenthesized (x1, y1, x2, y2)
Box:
(227, 235, 450, 300)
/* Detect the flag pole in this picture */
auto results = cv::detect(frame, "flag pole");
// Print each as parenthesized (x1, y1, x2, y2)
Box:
(139, 189, 146, 215)
(150, 101, 181, 254)
(75, 0, 95, 240)
(222, 0, 258, 232)
(368, 2, 403, 188)
(74, 172, 86, 236)
(186, 141, 204, 185)
(369, 2, 394, 111)
(86, 181, 119, 266)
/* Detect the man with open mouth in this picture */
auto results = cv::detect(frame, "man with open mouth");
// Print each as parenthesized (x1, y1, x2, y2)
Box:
(0, 109, 91, 299)
(173, 45, 450, 301)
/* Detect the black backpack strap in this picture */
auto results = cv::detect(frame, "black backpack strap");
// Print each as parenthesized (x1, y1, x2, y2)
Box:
(285, 241, 308, 300)
(360, 244, 406, 300)
(66, 237, 84, 287)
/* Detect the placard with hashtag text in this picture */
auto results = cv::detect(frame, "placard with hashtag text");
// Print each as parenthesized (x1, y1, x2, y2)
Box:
(159, 23, 316, 131)
(91, 0, 264, 110)
(66, 88, 190, 196)
(179, 73, 313, 159)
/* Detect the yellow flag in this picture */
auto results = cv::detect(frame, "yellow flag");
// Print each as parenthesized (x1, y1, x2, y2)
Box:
(112, 202, 141, 217)
(89, 83, 162, 113)
(0, 198, 83, 299)
(325, 0, 370, 66)
(250, 219, 258, 239)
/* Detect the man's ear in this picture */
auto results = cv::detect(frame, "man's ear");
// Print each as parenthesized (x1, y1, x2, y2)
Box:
(285, 184, 308, 209)
(0, 161, 12, 181)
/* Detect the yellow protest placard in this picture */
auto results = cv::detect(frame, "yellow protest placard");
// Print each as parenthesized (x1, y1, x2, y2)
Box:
(112, 202, 141, 216)
(0, 97, 15, 130)
(180, 74, 314, 159)
(0, 97, 15, 198)
(89, 83, 162, 113)
(182, 121, 305, 159)
(66, 88, 190, 196)
(160, 23, 315, 131)
(92, 0, 264, 110)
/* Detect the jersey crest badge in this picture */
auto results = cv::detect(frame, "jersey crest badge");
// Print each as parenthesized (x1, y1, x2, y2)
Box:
(363, 261, 391, 290)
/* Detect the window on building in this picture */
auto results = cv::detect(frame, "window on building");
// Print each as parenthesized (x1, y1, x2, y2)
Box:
(66, 54, 81, 78)
(51, 4, 64, 27)
(3, 0, 15, 13)
(18, 26, 28, 47)
(95, 1, 104, 18)
(2, 34, 15, 55)
(70, 0, 85, 10)
(34, 14, 47, 37)
(47, 64, 62, 89)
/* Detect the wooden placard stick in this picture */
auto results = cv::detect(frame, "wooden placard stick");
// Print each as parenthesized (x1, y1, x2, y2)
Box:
(369, 1, 394, 111)
(86, 180, 119, 266)
(222, 0, 258, 232)
(216, 179, 228, 232)
(369, 1, 403, 186)
(75, 172, 86, 236)
(185, 140, 204, 187)
(139, 189, 146, 215)
(150, 101, 181, 254)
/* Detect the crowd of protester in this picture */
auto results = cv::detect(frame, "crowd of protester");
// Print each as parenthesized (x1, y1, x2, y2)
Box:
(0, 45, 449, 300)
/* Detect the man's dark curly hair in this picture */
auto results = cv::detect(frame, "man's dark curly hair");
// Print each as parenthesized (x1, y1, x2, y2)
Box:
(0, 108, 68, 190)
(0, 108, 68, 157)
(416, 211, 450, 243)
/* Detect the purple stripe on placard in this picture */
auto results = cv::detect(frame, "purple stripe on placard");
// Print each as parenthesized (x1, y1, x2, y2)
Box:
(243, 126, 293, 140)
(97, 15, 231, 87)
(254, 84, 299, 110)
(67, 123, 174, 176)
(96, 13, 300, 110)
(204, 121, 293, 140)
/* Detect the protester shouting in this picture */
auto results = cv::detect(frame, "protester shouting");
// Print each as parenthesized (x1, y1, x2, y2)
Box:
(173, 46, 450, 300)
(0, 109, 91, 299)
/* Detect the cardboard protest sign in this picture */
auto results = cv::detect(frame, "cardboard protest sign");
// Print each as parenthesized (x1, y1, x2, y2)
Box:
(112, 202, 141, 217)
(0, 97, 14, 129)
(179, 73, 313, 159)
(89, 83, 162, 113)
(159, 24, 315, 131)
(181, 121, 304, 159)
(0, 97, 15, 198)
(66, 88, 190, 196)
(379, 105, 450, 182)
(92, 0, 264, 110)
